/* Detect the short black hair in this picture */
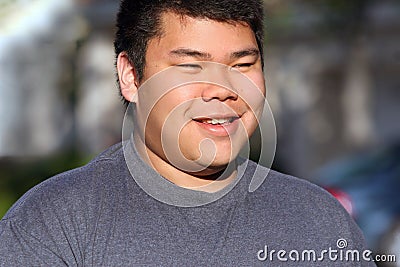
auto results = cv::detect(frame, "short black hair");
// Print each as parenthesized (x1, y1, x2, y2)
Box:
(114, 0, 265, 104)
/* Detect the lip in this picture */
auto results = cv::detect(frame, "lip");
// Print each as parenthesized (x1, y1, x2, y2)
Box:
(192, 115, 241, 137)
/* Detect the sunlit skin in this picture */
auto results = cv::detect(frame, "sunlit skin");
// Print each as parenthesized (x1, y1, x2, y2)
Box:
(118, 12, 265, 191)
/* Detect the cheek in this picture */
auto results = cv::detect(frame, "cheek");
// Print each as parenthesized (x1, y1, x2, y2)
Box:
(177, 123, 202, 158)
(145, 89, 187, 117)
(247, 72, 266, 96)
(246, 112, 260, 135)
(143, 88, 197, 137)
(238, 72, 265, 116)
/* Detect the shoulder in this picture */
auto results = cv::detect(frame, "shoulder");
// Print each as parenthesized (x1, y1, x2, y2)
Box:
(0, 143, 130, 262)
(266, 169, 335, 201)
(244, 160, 342, 211)
(2, 143, 126, 222)
(242, 162, 368, 250)
(0, 143, 133, 265)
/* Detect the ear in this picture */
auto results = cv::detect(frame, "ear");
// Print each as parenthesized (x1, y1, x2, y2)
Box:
(117, 52, 139, 103)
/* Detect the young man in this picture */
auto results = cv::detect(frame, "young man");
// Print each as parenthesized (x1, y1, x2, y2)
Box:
(0, 0, 375, 266)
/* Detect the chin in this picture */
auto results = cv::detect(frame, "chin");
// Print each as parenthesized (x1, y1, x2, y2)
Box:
(208, 153, 237, 167)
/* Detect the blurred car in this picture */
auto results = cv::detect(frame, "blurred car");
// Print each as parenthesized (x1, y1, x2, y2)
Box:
(313, 143, 400, 254)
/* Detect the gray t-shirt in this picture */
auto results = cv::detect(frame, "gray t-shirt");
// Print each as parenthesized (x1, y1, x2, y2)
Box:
(0, 142, 375, 266)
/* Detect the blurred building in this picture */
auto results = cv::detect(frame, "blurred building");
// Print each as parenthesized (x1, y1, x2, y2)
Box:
(0, 0, 83, 156)
(0, 0, 123, 156)
(264, 0, 400, 179)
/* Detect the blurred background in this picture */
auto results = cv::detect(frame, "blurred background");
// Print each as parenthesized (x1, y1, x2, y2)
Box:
(0, 0, 399, 265)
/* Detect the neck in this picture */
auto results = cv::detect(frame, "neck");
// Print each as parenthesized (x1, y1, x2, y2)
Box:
(133, 132, 237, 193)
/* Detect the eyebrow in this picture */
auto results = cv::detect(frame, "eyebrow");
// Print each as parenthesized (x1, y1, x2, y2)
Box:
(230, 48, 260, 60)
(169, 47, 260, 61)
(169, 48, 212, 60)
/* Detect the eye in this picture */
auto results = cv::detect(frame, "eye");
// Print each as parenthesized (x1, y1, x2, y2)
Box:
(232, 63, 254, 70)
(176, 63, 203, 73)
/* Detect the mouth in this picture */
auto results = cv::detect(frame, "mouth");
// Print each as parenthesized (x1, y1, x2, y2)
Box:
(192, 115, 241, 136)
(193, 116, 240, 125)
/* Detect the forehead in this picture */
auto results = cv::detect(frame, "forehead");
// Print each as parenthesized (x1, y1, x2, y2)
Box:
(147, 12, 258, 58)
(158, 11, 250, 33)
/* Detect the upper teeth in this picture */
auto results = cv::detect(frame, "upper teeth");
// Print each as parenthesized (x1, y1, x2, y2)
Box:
(206, 118, 230, 125)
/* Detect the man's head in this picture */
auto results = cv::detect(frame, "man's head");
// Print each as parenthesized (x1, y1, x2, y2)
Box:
(114, 0, 264, 95)
(115, 0, 266, 184)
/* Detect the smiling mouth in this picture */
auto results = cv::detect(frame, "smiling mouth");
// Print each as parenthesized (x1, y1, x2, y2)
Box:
(191, 115, 242, 137)
(193, 116, 240, 125)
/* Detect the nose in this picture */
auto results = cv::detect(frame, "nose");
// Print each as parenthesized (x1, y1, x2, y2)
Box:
(201, 83, 238, 102)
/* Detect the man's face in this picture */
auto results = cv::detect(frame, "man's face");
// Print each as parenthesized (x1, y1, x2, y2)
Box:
(134, 12, 265, 175)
